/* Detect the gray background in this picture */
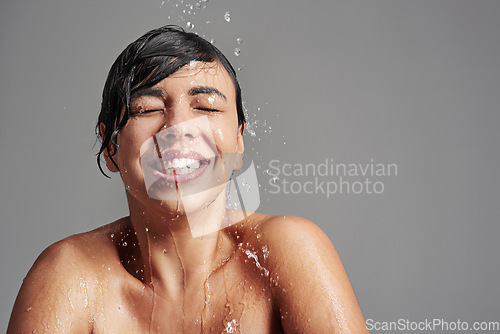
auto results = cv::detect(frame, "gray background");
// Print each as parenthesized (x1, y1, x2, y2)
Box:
(1, 0, 499, 332)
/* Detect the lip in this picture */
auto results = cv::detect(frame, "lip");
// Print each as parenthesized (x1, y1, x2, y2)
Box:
(149, 149, 212, 184)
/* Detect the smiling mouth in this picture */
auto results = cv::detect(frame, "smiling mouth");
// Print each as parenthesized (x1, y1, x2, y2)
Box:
(149, 150, 212, 183)
(156, 157, 209, 175)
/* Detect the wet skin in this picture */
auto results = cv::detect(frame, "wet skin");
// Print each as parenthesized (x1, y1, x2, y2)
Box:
(8, 62, 368, 333)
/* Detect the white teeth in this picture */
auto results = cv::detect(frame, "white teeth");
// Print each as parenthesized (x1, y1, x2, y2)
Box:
(163, 158, 201, 174)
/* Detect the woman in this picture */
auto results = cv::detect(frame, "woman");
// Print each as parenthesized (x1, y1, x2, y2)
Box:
(8, 25, 367, 333)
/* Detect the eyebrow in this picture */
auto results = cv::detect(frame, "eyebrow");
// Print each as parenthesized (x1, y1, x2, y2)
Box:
(130, 88, 166, 100)
(188, 86, 227, 101)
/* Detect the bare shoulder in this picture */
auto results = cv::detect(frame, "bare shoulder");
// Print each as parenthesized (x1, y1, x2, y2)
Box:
(240, 213, 336, 260)
(7, 218, 129, 333)
(253, 215, 343, 278)
(241, 214, 368, 333)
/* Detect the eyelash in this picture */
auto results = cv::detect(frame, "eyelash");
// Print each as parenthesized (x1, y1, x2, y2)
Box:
(131, 107, 220, 116)
(131, 109, 163, 116)
(196, 107, 220, 112)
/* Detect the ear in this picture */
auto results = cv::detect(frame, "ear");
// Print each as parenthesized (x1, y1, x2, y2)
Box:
(233, 123, 245, 171)
(99, 123, 119, 173)
(236, 123, 245, 154)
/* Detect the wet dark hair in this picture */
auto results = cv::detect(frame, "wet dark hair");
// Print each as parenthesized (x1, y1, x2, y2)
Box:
(96, 25, 245, 177)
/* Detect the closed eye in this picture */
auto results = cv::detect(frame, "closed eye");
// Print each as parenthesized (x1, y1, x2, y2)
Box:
(196, 107, 220, 112)
(195, 107, 220, 112)
(131, 109, 163, 115)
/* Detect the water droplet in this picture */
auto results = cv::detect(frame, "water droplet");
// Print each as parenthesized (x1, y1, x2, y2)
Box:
(26, 306, 32, 312)
(262, 245, 269, 259)
(234, 48, 241, 56)
(241, 178, 251, 192)
(256, 233, 261, 240)
(224, 11, 231, 22)
(163, 249, 167, 253)
(225, 319, 238, 333)
(110, 233, 114, 238)
(186, 22, 194, 29)
(271, 176, 279, 183)
(160, 1, 165, 7)
(145, 227, 149, 232)
(236, 37, 243, 44)
(122, 242, 127, 247)
(210, 38, 215, 44)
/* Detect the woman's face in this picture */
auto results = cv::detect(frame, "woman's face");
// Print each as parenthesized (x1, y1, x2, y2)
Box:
(105, 61, 244, 214)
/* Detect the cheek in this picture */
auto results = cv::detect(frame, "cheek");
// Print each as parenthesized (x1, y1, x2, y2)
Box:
(211, 123, 240, 152)
(117, 125, 157, 165)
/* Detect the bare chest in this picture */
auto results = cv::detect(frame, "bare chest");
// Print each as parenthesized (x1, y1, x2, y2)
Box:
(91, 258, 282, 333)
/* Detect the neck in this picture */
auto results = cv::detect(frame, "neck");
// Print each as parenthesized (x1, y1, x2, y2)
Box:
(125, 190, 236, 299)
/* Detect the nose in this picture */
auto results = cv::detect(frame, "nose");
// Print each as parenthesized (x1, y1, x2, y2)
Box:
(158, 106, 201, 143)
(161, 121, 198, 142)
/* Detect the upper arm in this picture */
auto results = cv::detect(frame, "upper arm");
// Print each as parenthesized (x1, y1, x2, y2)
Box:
(261, 215, 368, 334)
(7, 240, 94, 334)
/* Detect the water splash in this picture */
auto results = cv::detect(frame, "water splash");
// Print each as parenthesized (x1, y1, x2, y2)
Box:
(225, 319, 238, 333)
(262, 245, 269, 260)
(241, 178, 251, 192)
(244, 249, 269, 277)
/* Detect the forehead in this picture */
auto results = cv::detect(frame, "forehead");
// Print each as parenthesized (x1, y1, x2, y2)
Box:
(152, 61, 235, 97)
